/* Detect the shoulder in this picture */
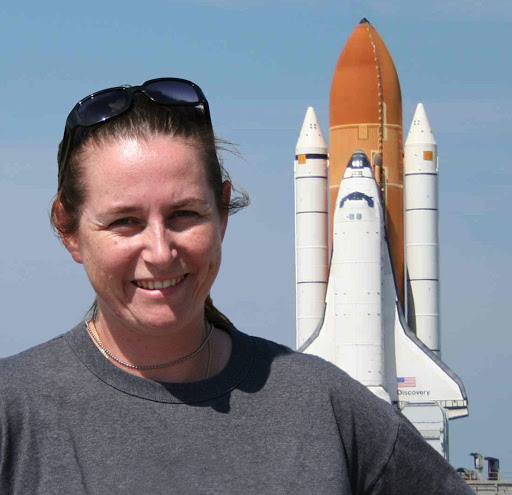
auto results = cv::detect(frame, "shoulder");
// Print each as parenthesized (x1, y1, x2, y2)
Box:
(233, 328, 401, 431)
(234, 329, 410, 489)
(373, 414, 476, 494)
(0, 335, 66, 372)
(244, 330, 392, 406)
(239, 333, 474, 494)
(0, 333, 73, 392)
(238, 333, 471, 493)
(244, 330, 343, 377)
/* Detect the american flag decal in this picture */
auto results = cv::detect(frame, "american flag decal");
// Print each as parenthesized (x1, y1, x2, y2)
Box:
(397, 377, 416, 388)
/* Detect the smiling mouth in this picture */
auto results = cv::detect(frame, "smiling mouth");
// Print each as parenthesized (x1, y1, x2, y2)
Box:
(133, 275, 186, 290)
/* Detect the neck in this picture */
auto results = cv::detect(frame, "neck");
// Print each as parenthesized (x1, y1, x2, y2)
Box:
(90, 311, 214, 382)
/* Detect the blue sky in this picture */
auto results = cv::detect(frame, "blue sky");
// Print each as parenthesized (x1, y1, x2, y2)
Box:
(1, 0, 511, 474)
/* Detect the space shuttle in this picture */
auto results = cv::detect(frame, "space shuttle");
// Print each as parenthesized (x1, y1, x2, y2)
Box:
(294, 19, 468, 459)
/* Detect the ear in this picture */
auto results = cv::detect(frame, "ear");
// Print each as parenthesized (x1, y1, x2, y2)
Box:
(62, 233, 84, 265)
(54, 201, 84, 265)
(220, 180, 231, 240)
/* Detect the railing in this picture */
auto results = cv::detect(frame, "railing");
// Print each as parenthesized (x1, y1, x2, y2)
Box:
(458, 470, 512, 482)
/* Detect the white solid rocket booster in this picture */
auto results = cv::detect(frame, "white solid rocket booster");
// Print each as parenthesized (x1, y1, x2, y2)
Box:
(294, 107, 329, 349)
(404, 103, 440, 354)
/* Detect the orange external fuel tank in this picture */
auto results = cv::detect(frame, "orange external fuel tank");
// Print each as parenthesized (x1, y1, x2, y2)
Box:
(329, 18, 405, 306)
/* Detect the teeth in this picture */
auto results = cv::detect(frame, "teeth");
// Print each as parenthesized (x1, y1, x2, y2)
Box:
(135, 276, 184, 290)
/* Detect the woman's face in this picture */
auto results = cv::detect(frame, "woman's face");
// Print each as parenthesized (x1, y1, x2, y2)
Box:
(64, 135, 229, 336)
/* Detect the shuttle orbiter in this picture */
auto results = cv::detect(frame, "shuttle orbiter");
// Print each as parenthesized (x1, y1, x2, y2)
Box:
(294, 19, 467, 460)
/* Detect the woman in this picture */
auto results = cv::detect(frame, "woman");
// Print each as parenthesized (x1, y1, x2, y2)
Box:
(52, 78, 238, 385)
(0, 79, 474, 494)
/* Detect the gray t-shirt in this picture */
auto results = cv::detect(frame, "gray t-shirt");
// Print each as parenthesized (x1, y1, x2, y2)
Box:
(0, 322, 474, 494)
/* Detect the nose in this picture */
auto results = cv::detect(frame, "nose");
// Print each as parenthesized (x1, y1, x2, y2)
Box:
(142, 223, 177, 268)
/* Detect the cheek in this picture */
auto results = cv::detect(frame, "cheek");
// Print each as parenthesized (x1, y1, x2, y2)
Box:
(207, 240, 223, 280)
(82, 238, 137, 283)
(207, 252, 221, 279)
(186, 227, 223, 272)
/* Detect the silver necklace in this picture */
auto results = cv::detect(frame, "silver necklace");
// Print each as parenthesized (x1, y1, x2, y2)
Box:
(86, 319, 214, 371)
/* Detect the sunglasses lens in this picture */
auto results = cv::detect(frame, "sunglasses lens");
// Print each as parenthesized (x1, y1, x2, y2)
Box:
(144, 80, 201, 104)
(77, 89, 130, 124)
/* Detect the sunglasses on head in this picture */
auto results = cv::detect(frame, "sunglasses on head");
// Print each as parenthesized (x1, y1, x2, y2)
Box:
(58, 78, 211, 188)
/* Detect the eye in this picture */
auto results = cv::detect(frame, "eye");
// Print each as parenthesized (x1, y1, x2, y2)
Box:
(109, 218, 141, 231)
(111, 218, 135, 226)
(167, 210, 202, 231)
(173, 210, 198, 218)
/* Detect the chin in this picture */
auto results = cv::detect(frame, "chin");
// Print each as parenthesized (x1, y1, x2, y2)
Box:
(130, 309, 199, 334)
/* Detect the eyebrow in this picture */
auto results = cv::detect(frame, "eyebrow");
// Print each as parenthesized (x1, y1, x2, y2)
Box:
(105, 198, 211, 216)
(171, 198, 211, 210)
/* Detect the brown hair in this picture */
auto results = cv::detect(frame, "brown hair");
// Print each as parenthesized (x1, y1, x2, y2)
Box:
(51, 96, 248, 327)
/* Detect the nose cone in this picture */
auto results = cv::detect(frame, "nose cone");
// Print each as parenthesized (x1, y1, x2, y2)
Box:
(346, 149, 371, 169)
(330, 19, 402, 128)
(343, 150, 373, 179)
(405, 103, 437, 146)
(296, 106, 328, 155)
